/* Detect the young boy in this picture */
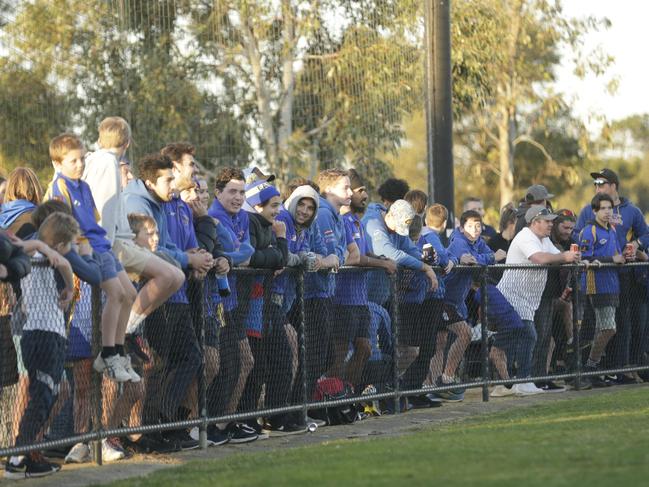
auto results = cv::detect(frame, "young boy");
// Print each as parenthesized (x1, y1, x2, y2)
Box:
(83, 118, 184, 362)
(430, 210, 496, 401)
(578, 193, 625, 387)
(47, 133, 138, 383)
(129, 214, 160, 252)
(5, 212, 75, 479)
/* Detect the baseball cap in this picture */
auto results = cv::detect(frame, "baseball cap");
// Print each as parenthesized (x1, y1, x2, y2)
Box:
(243, 166, 275, 184)
(525, 184, 554, 202)
(245, 180, 280, 208)
(348, 168, 365, 191)
(388, 199, 415, 237)
(525, 205, 557, 224)
(589, 168, 619, 186)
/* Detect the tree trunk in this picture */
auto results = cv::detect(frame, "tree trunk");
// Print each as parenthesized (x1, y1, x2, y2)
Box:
(498, 105, 515, 207)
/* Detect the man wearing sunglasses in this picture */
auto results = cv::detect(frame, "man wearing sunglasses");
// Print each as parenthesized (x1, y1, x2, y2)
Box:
(497, 205, 581, 395)
(574, 168, 649, 379)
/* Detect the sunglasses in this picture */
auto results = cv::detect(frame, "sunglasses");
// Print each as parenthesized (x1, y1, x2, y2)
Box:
(555, 208, 575, 217)
(530, 207, 553, 221)
(593, 179, 610, 187)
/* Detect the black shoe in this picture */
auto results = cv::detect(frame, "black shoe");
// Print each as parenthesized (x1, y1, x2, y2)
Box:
(226, 423, 258, 444)
(584, 366, 611, 388)
(206, 426, 230, 446)
(132, 433, 181, 454)
(163, 429, 200, 450)
(125, 334, 150, 363)
(5, 452, 61, 480)
(266, 420, 308, 437)
(409, 394, 443, 409)
(615, 373, 638, 385)
(535, 381, 566, 393)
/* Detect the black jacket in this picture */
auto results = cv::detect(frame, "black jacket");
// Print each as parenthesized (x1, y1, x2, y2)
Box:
(0, 235, 31, 283)
(248, 212, 288, 269)
(193, 215, 232, 267)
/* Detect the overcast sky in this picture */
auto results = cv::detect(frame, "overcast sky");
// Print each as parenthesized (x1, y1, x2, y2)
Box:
(556, 1, 649, 129)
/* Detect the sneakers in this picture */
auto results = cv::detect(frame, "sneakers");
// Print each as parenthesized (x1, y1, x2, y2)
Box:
(162, 430, 200, 451)
(266, 421, 308, 437)
(130, 433, 180, 454)
(226, 423, 258, 444)
(101, 437, 126, 462)
(5, 452, 61, 479)
(584, 365, 612, 388)
(490, 385, 515, 397)
(535, 381, 566, 393)
(94, 354, 131, 383)
(431, 377, 466, 402)
(203, 426, 230, 446)
(409, 394, 444, 408)
(64, 442, 90, 464)
(512, 382, 545, 396)
(121, 355, 141, 383)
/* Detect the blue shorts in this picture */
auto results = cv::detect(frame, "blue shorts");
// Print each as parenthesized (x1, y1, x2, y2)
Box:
(97, 251, 123, 282)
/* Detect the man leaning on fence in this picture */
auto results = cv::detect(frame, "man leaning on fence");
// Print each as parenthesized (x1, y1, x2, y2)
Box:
(497, 205, 581, 395)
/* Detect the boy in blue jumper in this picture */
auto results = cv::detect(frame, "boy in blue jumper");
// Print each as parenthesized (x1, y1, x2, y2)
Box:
(47, 133, 138, 384)
(434, 210, 495, 398)
(578, 193, 625, 386)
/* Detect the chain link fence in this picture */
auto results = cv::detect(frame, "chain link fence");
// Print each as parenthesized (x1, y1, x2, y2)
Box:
(2, 262, 649, 462)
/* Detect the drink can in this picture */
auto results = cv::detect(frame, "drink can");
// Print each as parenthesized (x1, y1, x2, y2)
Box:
(304, 252, 317, 272)
(422, 243, 433, 263)
(570, 243, 579, 253)
(626, 243, 634, 255)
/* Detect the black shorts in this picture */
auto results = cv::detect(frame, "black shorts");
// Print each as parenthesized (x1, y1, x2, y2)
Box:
(441, 303, 465, 328)
(398, 302, 422, 347)
(331, 304, 371, 342)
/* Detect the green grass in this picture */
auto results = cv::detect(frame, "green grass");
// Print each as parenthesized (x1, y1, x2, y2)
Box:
(101, 388, 649, 487)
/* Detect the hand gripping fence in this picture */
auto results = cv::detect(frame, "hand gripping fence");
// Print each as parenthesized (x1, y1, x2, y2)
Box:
(2, 262, 649, 460)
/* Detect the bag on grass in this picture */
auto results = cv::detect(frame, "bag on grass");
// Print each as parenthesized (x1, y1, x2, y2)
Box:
(311, 377, 358, 425)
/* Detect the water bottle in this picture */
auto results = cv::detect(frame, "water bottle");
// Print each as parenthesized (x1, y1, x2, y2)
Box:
(216, 273, 231, 297)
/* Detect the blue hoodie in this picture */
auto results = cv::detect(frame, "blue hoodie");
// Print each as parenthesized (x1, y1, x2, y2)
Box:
(304, 219, 330, 300)
(402, 227, 453, 303)
(578, 221, 621, 296)
(443, 229, 494, 319)
(0, 200, 36, 229)
(334, 212, 368, 306)
(123, 179, 189, 270)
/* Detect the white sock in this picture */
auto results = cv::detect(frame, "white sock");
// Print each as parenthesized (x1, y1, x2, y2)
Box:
(125, 311, 147, 335)
(9, 455, 24, 465)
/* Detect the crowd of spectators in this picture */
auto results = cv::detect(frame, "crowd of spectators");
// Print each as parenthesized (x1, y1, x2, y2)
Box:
(1, 116, 649, 479)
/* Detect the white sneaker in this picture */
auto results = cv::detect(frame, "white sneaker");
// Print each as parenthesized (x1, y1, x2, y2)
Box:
(65, 442, 90, 464)
(101, 438, 126, 462)
(121, 355, 141, 383)
(512, 382, 545, 396)
(93, 354, 131, 382)
(490, 385, 515, 397)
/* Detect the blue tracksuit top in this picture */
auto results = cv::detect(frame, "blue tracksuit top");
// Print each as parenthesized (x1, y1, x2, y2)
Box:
(402, 227, 453, 303)
(574, 197, 649, 250)
(578, 222, 621, 296)
(164, 196, 198, 304)
(207, 198, 254, 311)
(474, 285, 525, 332)
(123, 179, 189, 269)
(334, 212, 368, 306)
(304, 219, 330, 300)
(48, 174, 111, 253)
(443, 229, 495, 319)
(308, 197, 347, 299)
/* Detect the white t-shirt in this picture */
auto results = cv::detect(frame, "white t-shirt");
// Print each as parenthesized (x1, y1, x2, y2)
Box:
(497, 227, 561, 321)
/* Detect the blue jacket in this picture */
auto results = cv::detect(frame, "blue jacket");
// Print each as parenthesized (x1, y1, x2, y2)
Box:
(122, 179, 189, 269)
(474, 284, 524, 332)
(47, 174, 111, 253)
(578, 222, 620, 296)
(206, 199, 254, 311)
(403, 228, 454, 303)
(308, 197, 347, 299)
(304, 220, 331, 300)
(334, 212, 368, 306)
(443, 229, 495, 319)
(0, 200, 36, 229)
(64, 250, 101, 286)
(575, 197, 649, 250)
(163, 197, 199, 304)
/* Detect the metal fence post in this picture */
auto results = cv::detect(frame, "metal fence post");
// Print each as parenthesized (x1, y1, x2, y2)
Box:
(296, 270, 308, 424)
(572, 264, 583, 390)
(197, 279, 208, 450)
(90, 285, 103, 466)
(480, 266, 490, 402)
(389, 272, 400, 414)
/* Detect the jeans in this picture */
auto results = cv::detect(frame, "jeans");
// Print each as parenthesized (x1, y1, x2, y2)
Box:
(15, 330, 66, 447)
(512, 320, 537, 379)
(532, 297, 554, 377)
